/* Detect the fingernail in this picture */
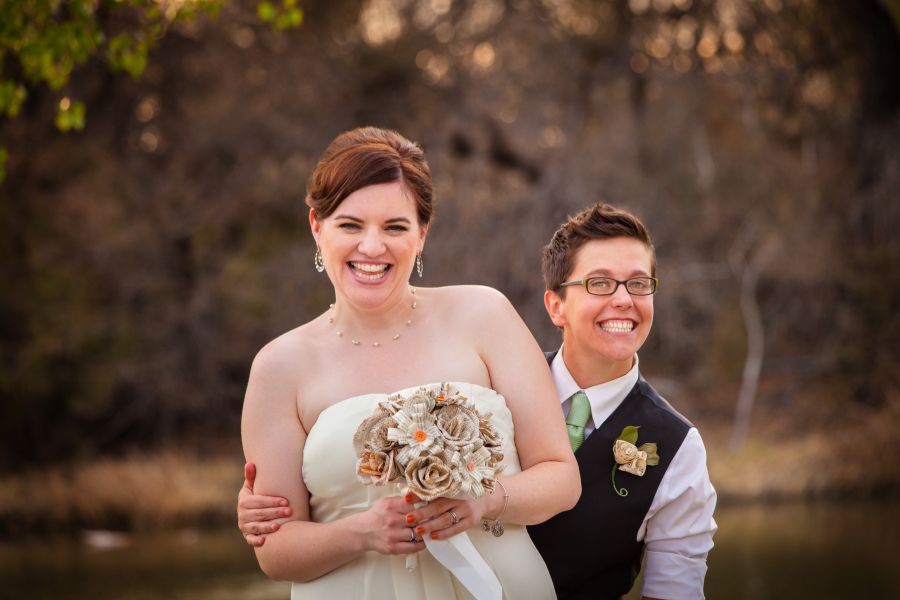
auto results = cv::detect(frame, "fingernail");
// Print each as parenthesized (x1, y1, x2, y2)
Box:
(405, 514, 415, 524)
(404, 493, 415, 503)
(272, 522, 280, 531)
(282, 508, 291, 516)
(279, 499, 288, 506)
(430, 532, 438, 540)
(416, 527, 425, 535)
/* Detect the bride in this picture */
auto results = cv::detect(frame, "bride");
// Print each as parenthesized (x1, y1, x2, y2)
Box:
(241, 127, 579, 599)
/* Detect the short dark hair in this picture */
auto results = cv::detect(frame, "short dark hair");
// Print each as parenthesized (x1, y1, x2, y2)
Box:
(305, 127, 434, 224)
(541, 203, 656, 292)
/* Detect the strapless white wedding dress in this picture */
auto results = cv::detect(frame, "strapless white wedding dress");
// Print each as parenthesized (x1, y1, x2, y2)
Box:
(291, 382, 556, 600)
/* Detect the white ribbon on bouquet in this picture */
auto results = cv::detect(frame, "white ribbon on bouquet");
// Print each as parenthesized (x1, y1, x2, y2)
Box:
(421, 531, 501, 600)
(404, 492, 501, 600)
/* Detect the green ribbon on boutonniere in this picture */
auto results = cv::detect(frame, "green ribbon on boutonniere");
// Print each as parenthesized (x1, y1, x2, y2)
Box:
(611, 425, 660, 497)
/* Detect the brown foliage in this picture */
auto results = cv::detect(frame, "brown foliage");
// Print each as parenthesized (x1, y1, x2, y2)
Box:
(0, 0, 897, 469)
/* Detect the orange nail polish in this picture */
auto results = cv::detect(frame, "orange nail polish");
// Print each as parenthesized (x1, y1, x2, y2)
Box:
(405, 514, 415, 524)
(430, 532, 438, 540)
(404, 493, 415, 503)
(416, 527, 425, 535)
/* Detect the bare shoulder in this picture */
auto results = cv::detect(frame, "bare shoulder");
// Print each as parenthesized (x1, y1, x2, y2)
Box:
(247, 320, 323, 395)
(427, 285, 517, 324)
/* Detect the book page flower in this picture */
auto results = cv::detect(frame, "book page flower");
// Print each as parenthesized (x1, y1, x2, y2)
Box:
(352, 408, 398, 456)
(478, 411, 503, 448)
(434, 384, 467, 407)
(436, 404, 482, 450)
(356, 449, 399, 485)
(388, 409, 443, 465)
(401, 389, 436, 417)
(405, 453, 460, 501)
(452, 445, 496, 498)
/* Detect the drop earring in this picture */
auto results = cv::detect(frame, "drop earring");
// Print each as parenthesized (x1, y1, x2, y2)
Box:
(415, 253, 424, 278)
(314, 247, 325, 273)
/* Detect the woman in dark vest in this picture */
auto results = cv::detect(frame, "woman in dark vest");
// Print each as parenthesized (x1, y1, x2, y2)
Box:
(531, 203, 717, 599)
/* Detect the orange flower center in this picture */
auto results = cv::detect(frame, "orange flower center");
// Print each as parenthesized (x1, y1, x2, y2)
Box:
(436, 395, 445, 400)
(467, 462, 475, 471)
(414, 430, 427, 442)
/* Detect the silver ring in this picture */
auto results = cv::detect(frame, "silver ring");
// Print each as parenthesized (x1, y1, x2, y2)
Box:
(410, 528, 416, 542)
(449, 510, 460, 525)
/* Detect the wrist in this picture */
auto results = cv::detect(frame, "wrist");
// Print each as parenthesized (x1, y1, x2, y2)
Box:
(342, 511, 371, 554)
(488, 479, 509, 520)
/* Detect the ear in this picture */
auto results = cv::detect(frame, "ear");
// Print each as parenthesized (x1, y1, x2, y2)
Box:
(417, 223, 429, 254)
(309, 209, 321, 244)
(544, 289, 567, 328)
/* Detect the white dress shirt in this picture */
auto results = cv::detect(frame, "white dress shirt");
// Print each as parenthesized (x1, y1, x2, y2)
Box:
(551, 349, 718, 599)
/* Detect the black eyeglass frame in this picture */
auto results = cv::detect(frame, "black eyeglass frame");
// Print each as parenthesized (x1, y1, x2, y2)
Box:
(557, 276, 660, 296)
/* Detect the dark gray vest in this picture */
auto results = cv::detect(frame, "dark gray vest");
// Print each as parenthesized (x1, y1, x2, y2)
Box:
(527, 351, 692, 600)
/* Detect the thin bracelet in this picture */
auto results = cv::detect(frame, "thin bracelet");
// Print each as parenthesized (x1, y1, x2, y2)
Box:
(481, 479, 509, 537)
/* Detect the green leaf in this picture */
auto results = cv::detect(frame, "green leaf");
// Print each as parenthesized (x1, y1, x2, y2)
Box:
(257, 1, 276, 22)
(618, 425, 640, 445)
(639, 443, 659, 465)
(54, 99, 85, 132)
(0, 82, 27, 117)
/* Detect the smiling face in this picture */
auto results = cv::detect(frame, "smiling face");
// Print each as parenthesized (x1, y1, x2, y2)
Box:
(311, 181, 427, 311)
(544, 237, 655, 384)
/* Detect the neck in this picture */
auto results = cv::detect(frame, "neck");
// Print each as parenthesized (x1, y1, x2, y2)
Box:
(561, 344, 634, 390)
(331, 286, 417, 335)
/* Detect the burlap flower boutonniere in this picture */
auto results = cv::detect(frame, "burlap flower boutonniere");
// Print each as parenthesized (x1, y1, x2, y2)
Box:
(611, 425, 659, 497)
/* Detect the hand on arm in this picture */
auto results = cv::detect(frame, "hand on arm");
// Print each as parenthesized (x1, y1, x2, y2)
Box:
(237, 462, 292, 547)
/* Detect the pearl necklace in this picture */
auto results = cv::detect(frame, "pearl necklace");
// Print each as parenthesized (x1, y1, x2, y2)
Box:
(328, 287, 417, 348)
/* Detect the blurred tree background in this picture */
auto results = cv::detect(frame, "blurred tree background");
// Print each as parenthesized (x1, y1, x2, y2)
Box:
(1, 0, 898, 504)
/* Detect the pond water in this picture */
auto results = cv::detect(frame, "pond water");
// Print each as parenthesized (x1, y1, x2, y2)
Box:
(3, 501, 898, 599)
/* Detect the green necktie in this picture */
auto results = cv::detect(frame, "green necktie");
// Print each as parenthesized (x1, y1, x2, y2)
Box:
(566, 391, 591, 452)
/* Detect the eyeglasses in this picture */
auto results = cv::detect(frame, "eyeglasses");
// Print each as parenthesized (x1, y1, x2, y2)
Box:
(558, 276, 659, 296)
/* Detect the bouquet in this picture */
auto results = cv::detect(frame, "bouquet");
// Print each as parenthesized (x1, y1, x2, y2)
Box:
(352, 383, 505, 600)
(353, 383, 504, 500)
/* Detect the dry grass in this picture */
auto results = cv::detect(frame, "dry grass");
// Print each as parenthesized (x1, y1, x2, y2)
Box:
(0, 451, 241, 534)
(2, 398, 898, 535)
(706, 394, 900, 503)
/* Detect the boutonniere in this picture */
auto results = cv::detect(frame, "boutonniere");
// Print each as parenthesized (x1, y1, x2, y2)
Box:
(611, 426, 659, 497)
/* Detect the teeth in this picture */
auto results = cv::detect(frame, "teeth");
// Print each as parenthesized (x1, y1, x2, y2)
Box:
(351, 262, 388, 273)
(600, 320, 634, 333)
(350, 262, 389, 280)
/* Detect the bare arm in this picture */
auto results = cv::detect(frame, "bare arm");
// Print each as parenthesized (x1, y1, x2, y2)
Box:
(237, 462, 291, 547)
(470, 286, 581, 524)
(242, 342, 423, 581)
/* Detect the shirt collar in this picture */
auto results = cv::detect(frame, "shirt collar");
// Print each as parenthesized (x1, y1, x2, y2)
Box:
(550, 345, 640, 427)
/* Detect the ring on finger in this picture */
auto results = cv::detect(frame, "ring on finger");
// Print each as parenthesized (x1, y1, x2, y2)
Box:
(449, 510, 460, 525)
(410, 528, 416, 543)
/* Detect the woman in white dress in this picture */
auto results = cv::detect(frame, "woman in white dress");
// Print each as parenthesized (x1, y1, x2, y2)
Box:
(241, 127, 579, 599)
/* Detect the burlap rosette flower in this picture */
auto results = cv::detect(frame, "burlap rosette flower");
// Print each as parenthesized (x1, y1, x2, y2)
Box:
(611, 425, 659, 497)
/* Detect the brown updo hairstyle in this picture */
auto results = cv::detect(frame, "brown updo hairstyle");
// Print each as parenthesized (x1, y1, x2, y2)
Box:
(305, 127, 434, 224)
